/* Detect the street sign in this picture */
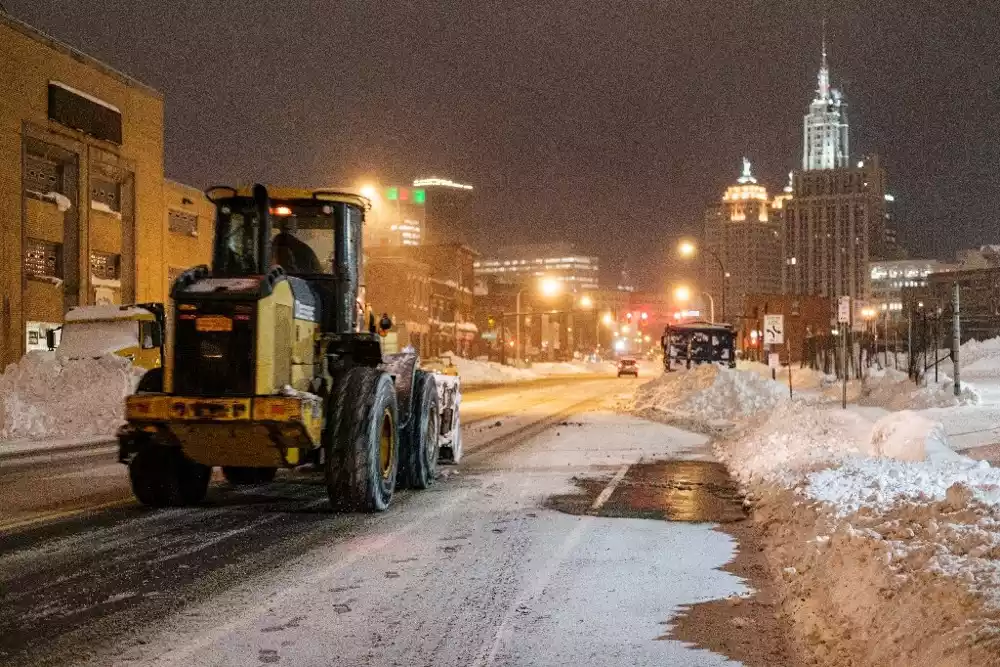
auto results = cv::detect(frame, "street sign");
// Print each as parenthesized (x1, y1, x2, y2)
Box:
(763, 314, 784, 345)
(837, 296, 851, 324)
(768, 353, 780, 369)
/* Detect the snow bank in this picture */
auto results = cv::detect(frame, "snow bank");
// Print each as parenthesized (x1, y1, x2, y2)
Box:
(634, 365, 787, 426)
(0, 352, 141, 440)
(438, 354, 616, 386)
(57, 320, 140, 360)
(860, 367, 978, 410)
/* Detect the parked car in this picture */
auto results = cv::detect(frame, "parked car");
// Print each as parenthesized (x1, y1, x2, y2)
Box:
(617, 357, 639, 377)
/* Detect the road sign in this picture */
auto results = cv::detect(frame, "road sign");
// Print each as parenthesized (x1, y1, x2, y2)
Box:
(768, 353, 780, 369)
(763, 314, 784, 345)
(837, 296, 851, 324)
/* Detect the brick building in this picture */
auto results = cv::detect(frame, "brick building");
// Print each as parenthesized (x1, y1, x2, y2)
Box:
(0, 13, 207, 366)
(364, 253, 432, 353)
(740, 293, 834, 363)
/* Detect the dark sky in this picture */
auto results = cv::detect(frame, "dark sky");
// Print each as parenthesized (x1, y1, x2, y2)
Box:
(9, 0, 1000, 290)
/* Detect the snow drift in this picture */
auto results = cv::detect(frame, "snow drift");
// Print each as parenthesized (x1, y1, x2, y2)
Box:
(0, 352, 142, 440)
(634, 365, 788, 426)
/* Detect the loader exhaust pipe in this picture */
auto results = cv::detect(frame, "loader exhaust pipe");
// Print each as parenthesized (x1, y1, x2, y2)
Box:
(333, 202, 362, 332)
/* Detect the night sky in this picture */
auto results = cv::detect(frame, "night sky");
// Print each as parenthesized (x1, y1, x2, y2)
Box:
(8, 1, 1000, 290)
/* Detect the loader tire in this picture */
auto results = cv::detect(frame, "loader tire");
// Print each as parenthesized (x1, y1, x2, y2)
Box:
(325, 367, 399, 512)
(399, 370, 440, 490)
(129, 446, 210, 507)
(222, 466, 276, 486)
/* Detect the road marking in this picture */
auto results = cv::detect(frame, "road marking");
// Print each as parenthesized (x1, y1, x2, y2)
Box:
(0, 498, 134, 534)
(589, 463, 631, 512)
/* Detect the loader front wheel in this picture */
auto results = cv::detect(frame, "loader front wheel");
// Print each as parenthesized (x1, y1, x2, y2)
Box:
(325, 367, 399, 512)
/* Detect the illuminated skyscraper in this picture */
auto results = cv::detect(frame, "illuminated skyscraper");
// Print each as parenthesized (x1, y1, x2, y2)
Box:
(803, 34, 849, 171)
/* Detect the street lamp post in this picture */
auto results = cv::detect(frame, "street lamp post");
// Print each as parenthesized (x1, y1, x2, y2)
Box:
(514, 278, 562, 366)
(674, 285, 714, 323)
(679, 241, 727, 323)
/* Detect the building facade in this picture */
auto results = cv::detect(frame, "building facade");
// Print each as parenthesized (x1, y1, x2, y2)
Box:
(364, 252, 432, 353)
(1, 13, 215, 367)
(414, 177, 474, 245)
(474, 243, 600, 292)
(782, 156, 889, 301)
(703, 159, 782, 323)
(868, 258, 950, 317)
(903, 268, 1000, 345)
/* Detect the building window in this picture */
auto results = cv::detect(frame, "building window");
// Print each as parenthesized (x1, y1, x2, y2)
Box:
(25, 155, 63, 195)
(91, 178, 121, 213)
(24, 238, 62, 280)
(90, 251, 121, 281)
(168, 209, 199, 237)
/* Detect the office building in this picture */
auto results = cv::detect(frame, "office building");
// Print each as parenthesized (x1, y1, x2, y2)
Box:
(703, 159, 782, 322)
(474, 243, 600, 291)
(413, 177, 474, 245)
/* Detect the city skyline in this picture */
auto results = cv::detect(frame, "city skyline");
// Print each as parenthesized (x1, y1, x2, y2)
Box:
(6, 1, 999, 290)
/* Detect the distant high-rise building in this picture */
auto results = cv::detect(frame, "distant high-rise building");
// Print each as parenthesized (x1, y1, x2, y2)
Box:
(474, 242, 599, 291)
(703, 158, 782, 322)
(413, 177, 474, 245)
(365, 184, 427, 248)
(803, 34, 849, 171)
(782, 155, 890, 300)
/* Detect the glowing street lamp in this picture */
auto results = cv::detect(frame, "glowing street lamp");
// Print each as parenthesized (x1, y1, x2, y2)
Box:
(540, 277, 562, 297)
(359, 184, 378, 200)
(514, 276, 562, 366)
(602, 312, 614, 326)
(579, 295, 594, 309)
(674, 285, 691, 303)
(677, 241, 726, 322)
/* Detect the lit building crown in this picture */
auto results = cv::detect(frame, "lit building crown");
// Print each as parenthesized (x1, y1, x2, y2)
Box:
(802, 27, 849, 171)
(724, 158, 768, 203)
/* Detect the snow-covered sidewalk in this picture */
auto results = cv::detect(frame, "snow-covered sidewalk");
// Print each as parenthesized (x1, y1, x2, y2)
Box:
(631, 356, 1000, 664)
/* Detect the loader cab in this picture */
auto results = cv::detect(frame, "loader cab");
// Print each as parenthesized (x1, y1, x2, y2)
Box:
(205, 184, 368, 334)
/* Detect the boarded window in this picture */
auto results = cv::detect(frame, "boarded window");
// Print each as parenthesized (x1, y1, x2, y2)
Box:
(91, 178, 120, 213)
(168, 209, 199, 237)
(24, 239, 62, 279)
(48, 82, 122, 145)
(90, 251, 121, 281)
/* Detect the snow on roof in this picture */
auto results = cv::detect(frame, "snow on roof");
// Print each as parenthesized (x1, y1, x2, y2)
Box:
(65, 305, 153, 322)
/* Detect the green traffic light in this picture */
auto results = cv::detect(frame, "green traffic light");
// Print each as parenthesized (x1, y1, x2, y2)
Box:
(386, 187, 399, 201)
(413, 189, 426, 204)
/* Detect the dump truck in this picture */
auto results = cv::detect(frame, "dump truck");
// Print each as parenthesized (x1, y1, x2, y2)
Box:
(49, 303, 166, 391)
(117, 185, 459, 511)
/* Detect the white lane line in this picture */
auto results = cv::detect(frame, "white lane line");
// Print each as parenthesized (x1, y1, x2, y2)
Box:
(589, 463, 631, 512)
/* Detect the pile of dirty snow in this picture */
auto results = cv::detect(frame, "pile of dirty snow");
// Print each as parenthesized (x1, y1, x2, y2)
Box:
(860, 367, 978, 410)
(634, 365, 787, 427)
(438, 354, 616, 386)
(0, 352, 142, 440)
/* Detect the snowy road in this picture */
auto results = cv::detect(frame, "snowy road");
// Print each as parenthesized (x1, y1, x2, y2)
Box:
(0, 375, 791, 666)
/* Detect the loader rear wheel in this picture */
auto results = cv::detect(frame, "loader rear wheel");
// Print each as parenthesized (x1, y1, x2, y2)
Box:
(129, 446, 210, 507)
(399, 370, 440, 489)
(325, 367, 399, 512)
(222, 466, 277, 486)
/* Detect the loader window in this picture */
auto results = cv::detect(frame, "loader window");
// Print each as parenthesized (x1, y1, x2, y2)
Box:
(214, 204, 263, 275)
(269, 202, 336, 275)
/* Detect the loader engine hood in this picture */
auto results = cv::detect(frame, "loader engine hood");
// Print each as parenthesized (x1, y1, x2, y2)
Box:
(170, 269, 319, 397)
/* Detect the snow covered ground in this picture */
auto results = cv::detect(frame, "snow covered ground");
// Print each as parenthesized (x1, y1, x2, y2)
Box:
(632, 339, 1000, 663)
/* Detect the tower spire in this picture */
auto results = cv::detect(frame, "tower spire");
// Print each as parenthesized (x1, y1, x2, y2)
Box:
(817, 19, 830, 98)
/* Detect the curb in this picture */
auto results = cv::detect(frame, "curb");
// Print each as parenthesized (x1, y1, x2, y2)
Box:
(0, 438, 117, 463)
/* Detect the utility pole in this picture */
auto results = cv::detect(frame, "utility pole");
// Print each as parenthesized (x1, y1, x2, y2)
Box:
(841, 322, 848, 409)
(953, 282, 961, 396)
(907, 312, 913, 380)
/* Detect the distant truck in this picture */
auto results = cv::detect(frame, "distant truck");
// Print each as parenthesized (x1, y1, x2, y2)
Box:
(47, 303, 166, 390)
(662, 321, 736, 371)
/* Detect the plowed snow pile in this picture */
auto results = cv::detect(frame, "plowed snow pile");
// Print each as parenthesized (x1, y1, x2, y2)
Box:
(634, 365, 787, 426)
(0, 352, 141, 440)
(709, 391, 1000, 663)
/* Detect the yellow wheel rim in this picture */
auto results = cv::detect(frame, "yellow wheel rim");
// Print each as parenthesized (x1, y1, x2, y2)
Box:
(379, 408, 394, 479)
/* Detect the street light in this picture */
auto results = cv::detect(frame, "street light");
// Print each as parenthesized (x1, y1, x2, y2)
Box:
(602, 312, 614, 326)
(579, 295, 594, 309)
(514, 277, 562, 366)
(677, 241, 727, 323)
(359, 184, 378, 200)
(674, 284, 715, 323)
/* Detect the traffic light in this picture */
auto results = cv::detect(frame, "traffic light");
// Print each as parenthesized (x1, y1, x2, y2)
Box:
(626, 312, 633, 322)
(487, 315, 496, 329)
(641, 312, 649, 321)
